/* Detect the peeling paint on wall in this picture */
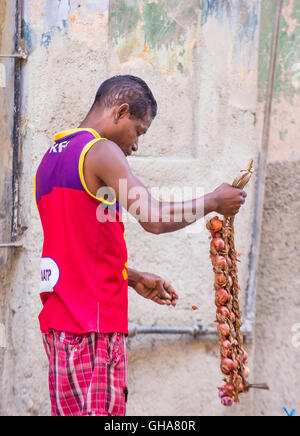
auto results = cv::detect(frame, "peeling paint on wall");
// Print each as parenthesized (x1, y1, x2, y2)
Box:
(257, 0, 300, 162)
(258, 0, 300, 103)
(24, 0, 110, 50)
(109, 0, 200, 75)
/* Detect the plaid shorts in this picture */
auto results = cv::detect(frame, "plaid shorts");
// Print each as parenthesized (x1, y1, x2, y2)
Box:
(42, 330, 128, 416)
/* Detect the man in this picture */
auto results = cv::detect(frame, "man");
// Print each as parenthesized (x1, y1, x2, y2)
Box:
(35, 75, 247, 416)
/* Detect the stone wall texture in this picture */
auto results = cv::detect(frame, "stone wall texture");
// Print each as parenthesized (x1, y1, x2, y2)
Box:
(0, 0, 299, 416)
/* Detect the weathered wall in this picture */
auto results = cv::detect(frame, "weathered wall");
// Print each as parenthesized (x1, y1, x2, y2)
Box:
(0, 0, 18, 411)
(253, 0, 300, 416)
(253, 160, 300, 416)
(0, 0, 262, 416)
(257, 0, 300, 162)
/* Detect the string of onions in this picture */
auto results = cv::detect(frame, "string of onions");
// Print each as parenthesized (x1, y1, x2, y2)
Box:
(207, 161, 255, 406)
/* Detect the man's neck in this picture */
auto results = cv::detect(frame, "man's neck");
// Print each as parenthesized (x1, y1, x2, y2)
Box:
(78, 110, 107, 137)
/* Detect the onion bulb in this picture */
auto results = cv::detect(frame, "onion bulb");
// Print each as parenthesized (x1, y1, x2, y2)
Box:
(210, 216, 223, 232)
(211, 238, 225, 252)
(221, 358, 235, 374)
(215, 289, 229, 306)
(217, 306, 230, 318)
(244, 366, 250, 378)
(221, 340, 232, 358)
(221, 396, 233, 407)
(215, 273, 227, 286)
(214, 255, 227, 269)
(218, 323, 230, 337)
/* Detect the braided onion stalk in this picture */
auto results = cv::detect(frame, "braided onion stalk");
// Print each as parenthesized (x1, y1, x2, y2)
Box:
(207, 161, 255, 406)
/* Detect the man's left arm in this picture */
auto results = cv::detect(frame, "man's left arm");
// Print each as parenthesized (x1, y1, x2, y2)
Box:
(128, 268, 178, 306)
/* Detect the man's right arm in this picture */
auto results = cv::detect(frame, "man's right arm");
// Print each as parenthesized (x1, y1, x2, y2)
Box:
(84, 140, 247, 234)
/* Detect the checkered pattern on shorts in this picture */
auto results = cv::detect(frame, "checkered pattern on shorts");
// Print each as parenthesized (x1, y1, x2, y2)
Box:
(42, 330, 128, 416)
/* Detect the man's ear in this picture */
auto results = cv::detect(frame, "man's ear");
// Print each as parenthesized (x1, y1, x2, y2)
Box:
(116, 103, 130, 121)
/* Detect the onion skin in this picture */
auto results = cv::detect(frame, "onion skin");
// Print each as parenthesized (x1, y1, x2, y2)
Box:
(217, 306, 230, 318)
(218, 323, 230, 338)
(221, 358, 235, 375)
(214, 255, 227, 269)
(220, 340, 232, 358)
(211, 238, 225, 252)
(210, 217, 223, 232)
(221, 396, 233, 407)
(215, 273, 227, 287)
(218, 383, 235, 398)
(244, 367, 250, 378)
(215, 289, 229, 306)
(221, 339, 232, 350)
(218, 389, 226, 398)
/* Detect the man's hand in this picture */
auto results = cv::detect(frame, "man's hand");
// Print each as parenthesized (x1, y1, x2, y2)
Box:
(211, 183, 247, 216)
(128, 269, 178, 306)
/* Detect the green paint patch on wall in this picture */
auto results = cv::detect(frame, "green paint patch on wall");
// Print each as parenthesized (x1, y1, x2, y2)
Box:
(109, 0, 200, 74)
(258, 0, 300, 104)
(143, 0, 199, 50)
(109, 0, 142, 42)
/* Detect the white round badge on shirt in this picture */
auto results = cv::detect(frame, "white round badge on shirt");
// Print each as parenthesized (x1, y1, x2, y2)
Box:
(40, 257, 60, 294)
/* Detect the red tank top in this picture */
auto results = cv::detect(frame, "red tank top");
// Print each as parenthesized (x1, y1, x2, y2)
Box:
(34, 128, 128, 334)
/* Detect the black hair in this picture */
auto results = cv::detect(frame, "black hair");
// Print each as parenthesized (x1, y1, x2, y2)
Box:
(92, 75, 157, 120)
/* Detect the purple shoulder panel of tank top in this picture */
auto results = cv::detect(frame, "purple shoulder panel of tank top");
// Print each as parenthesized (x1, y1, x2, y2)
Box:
(35, 131, 96, 205)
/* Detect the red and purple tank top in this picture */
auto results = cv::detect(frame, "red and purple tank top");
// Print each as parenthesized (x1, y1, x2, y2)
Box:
(34, 128, 128, 335)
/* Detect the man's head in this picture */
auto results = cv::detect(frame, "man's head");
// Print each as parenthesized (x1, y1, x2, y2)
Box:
(88, 75, 157, 157)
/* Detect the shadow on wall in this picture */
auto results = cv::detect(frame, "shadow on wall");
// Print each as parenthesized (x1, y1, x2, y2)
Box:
(254, 159, 300, 415)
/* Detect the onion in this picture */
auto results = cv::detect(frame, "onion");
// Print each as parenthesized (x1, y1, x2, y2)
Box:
(221, 396, 233, 407)
(230, 312, 236, 323)
(243, 351, 248, 362)
(215, 273, 227, 286)
(227, 275, 233, 289)
(214, 255, 227, 269)
(244, 366, 250, 378)
(221, 339, 232, 350)
(218, 389, 225, 398)
(221, 358, 235, 374)
(218, 323, 230, 337)
(215, 289, 229, 306)
(217, 306, 230, 318)
(210, 216, 223, 232)
(221, 340, 232, 358)
(211, 238, 225, 252)
(224, 383, 235, 396)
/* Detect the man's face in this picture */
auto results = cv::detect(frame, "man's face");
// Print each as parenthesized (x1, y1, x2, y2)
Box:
(104, 105, 152, 157)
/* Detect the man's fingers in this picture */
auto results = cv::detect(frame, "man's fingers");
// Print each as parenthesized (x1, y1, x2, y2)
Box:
(163, 281, 179, 300)
(157, 280, 172, 300)
(153, 295, 170, 306)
